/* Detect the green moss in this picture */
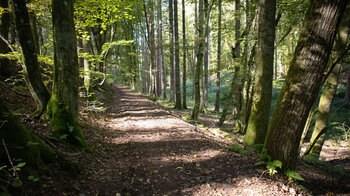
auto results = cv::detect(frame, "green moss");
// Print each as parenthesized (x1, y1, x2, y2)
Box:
(47, 94, 90, 150)
(228, 144, 249, 156)
(0, 99, 55, 167)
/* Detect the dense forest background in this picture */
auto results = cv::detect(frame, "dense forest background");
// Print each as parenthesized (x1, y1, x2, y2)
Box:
(0, 0, 349, 195)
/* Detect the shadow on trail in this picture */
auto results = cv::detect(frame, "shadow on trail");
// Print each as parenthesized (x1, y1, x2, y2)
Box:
(80, 84, 350, 196)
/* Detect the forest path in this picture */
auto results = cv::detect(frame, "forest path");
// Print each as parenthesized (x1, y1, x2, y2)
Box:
(77, 84, 294, 196)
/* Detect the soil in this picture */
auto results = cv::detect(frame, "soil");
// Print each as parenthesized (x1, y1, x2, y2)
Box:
(1, 82, 350, 196)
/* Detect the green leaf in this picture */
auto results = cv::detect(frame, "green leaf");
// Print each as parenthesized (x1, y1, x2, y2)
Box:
(16, 162, 25, 168)
(285, 170, 305, 181)
(0, 165, 7, 171)
(12, 178, 22, 187)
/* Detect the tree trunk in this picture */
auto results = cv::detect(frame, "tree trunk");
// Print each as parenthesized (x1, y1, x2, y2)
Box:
(345, 65, 350, 103)
(174, 0, 182, 109)
(305, 5, 349, 156)
(264, 0, 347, 170)
(191, 0, 204, 120)
(12, 0, 51, 116)
(304, 63, 340, 156)
(192, 0, 198, 100)
(202, 0, 209, 108)
(157, 0, 162, 97)
(214, 0, 222, 112)
(0, 0, 11, 77)
(82, 38, 91, 95)
(47, 0, 89, 149)
(149, 0, 157, 97)
(169, 0, 175, 102)
(182, 0, 187, 109)
(158, 0, 167, 100)
(244, 0, 276, 146)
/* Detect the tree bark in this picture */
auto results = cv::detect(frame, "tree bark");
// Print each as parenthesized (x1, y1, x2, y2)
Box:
(182, 0, 187, 109)
(214, 0, 222, 112)
(191, 0, 204, 120)
(174, 0, 182, 109)
(244, 0, 276, 146)
(47, 0, 89, 149)
(264, 0, 347, 170)
(304, 63, 340, 156)
(169, 0, 175, 102)
(11, 0, 51, 116)
(305, 5, 350, 156)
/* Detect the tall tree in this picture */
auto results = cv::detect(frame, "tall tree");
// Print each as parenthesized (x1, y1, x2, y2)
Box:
(304, 5, 350, 156)
(191, 0, 204, 120)
(158, 0, 167, 100)
(174, 0, 182, 109)
(214, 0, 222, 112)
(11, 0, 50, 116)
(244, 0, 276, 146)
(182, 0, 187, 109)
(47, 0, 89, 148)
(264, 0, 347, 170)
(169, 0, 175, 102)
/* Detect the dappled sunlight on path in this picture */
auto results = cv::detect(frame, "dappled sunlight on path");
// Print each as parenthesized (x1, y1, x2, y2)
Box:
(79, 84, 308, 195)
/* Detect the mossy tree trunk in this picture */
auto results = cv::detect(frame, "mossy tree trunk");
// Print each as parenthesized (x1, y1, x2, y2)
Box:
(264, 0, 347, 170)
(304, 63, 340, 156)
(0, 98, 55, 166)
(244, 0, 276, 146)
(47, 0, 89, 148)
(12, 0, 50, 116)
(305, 4, 350, 156)
(191, 0, 204, 120)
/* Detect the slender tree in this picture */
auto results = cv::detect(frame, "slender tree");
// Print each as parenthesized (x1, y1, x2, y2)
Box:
(174, 0, 182, 108)
(191, 0, 204, 120)
(304, 63, 341, 156)
(264, 0, 347, 170)
(244, 0, 276, 146)
(169, 0, 175, 102)
(182, 0, 187, 109)
(214, 0, 222, 112)
(47, 0, 89, 148)
(11, 0, 51, 116)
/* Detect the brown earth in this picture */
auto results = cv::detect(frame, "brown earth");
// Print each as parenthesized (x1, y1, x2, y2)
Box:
(1, 82, 349, 196)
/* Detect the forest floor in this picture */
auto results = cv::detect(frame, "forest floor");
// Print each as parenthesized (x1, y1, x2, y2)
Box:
(1, 82, 350, 196)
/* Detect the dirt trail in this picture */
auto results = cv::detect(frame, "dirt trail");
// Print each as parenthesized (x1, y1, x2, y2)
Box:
(72, 84, 349, 196)
(74, 84, 296, 196)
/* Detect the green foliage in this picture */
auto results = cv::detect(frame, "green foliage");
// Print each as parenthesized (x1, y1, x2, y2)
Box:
(74, 0, 135, 38)
(228, 144, 249, 156)
(12, 177, 22, 188)
(284, 170, 305, 181)
(266, 160, 282, 176)
(27, 175, 40, 182)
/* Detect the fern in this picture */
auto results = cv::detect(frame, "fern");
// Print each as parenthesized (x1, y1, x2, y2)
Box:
(285, 170, 305, 181)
